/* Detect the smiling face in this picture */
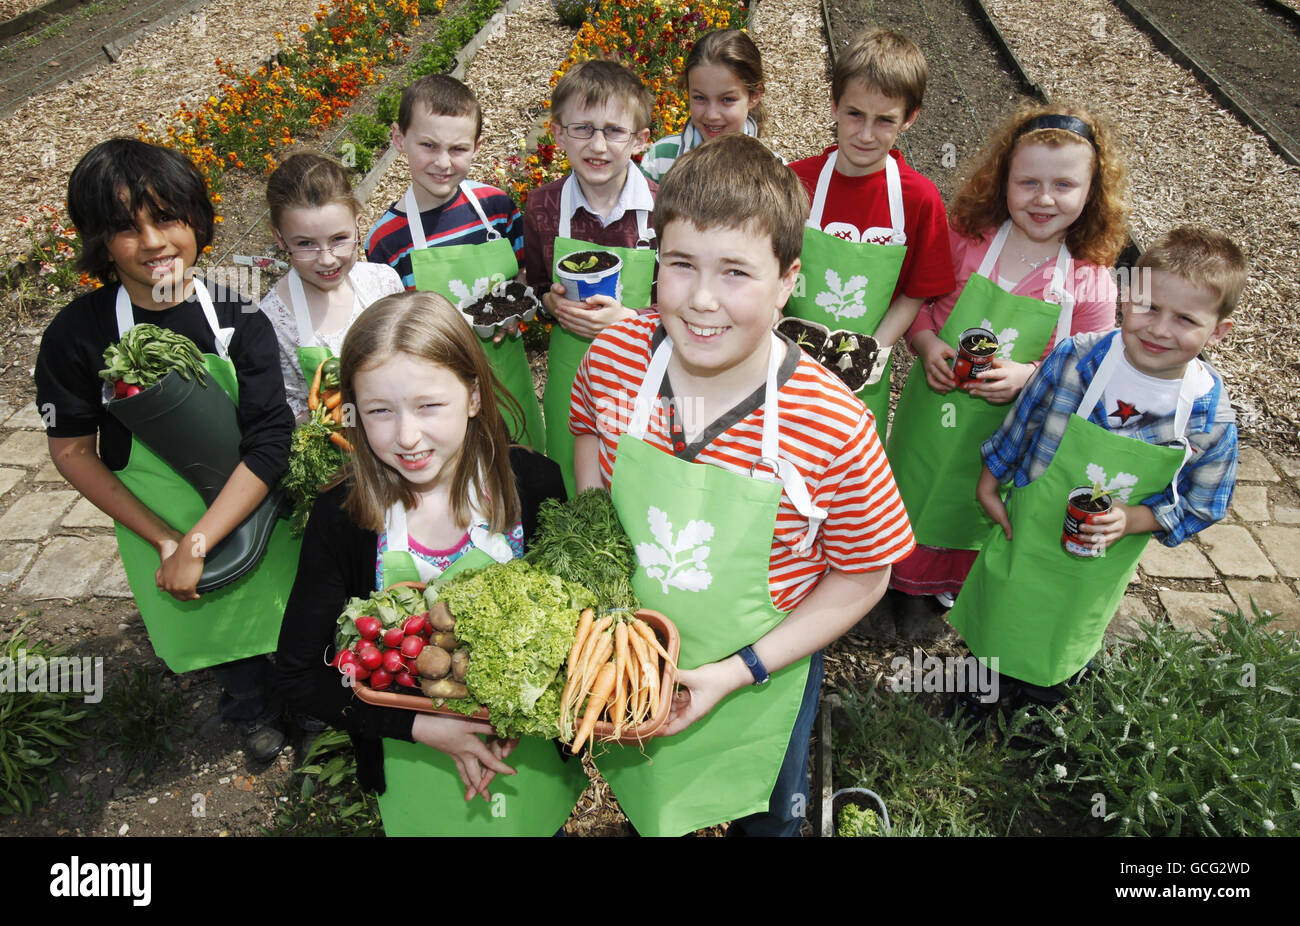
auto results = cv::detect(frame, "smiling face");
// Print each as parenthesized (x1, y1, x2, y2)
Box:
(355, 352, 481, 490)
(1121, 269, 1230, 380)
(656, 218, 799, 387)
(688, 63, 761, 140)
(831, 80, 917, 177)
(275, 202, 359, 293)
(106, 202, 199, 307)
(553, 98, 650, 201)
(1005, 140, 1095, 245)
(392, 106, 481, 211)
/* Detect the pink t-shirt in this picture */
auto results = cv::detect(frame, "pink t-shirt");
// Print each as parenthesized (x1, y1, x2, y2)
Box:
(907, 225, 1117, 359)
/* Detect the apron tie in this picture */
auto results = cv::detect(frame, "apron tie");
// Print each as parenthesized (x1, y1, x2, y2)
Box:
(116, 280, 231, 358)
(978, 220, 1075, 348)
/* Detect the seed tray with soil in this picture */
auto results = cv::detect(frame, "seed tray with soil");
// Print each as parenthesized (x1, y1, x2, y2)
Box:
(778, 316, 880, 393)
(459, 279, 541, 337)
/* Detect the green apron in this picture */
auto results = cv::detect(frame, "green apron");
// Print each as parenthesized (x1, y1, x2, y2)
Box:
(948, 334, 1196, 686)
(403, 184, 545, 452)
(374, 498, 587, 836)
(888, 221, 1076, 550)
(598, 333, 821, 836)
(285, 266, 368, 383)
(111, 284, 301, 673)
(543, 176, 657, 496)
(785, 150, 907, 443)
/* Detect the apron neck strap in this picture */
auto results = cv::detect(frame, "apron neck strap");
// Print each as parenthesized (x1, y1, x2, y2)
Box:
(559, 174, 655, 246)
(286, 269, 317, 348)
(808, 151, 905, 243)
(384, 489, 515, 583)
(1077, 335, 1199, 440)
(979, 221, 1075, 347)
(976, 220, 1015, 278)
(116, 280, 228, 359)
(403, 187, 427, 250)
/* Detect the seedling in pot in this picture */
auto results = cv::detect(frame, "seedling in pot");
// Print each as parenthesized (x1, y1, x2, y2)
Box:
(560, 254, 600, 273)
(1062, 484, 1112, 556)
(953, 326, 1000, 388)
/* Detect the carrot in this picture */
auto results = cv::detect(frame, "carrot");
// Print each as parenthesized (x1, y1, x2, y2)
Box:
(627, 630, 650, 724)
(561, 612, 608, 731)
(624, 645, 641, 728)
(611, 621, 630, 737)
(329, 431, 353, 453)
(307, 360, 324, 411)
(571, 661, 617, 752)
(330, 403, 344, 425)
(632, 618, 676, 669)
(324, 389, 343, 410)
(567, 608, 596, 676)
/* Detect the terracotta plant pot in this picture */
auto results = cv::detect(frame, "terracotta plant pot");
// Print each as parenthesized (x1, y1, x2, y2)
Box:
(1062, 485, 1111, 557)
(953, 326, 999, 388)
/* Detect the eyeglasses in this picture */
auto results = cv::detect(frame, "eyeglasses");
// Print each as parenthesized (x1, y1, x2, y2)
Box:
(560, 122, 634, 144)
(286, 237, 358, 260)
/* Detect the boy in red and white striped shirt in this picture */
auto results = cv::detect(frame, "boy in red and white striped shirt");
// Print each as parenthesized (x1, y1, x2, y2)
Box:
(570, 134, 912, 836)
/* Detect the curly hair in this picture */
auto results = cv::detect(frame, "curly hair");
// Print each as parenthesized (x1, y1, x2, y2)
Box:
(949, 101, 1130, 267)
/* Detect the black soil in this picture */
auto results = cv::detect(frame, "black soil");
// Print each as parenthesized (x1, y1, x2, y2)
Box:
(558, 249, 618, 274)
(818, 331, 878, 393)
(1127, 0, 1300, 160)
(960, 332, 998, 356)
(463, 280, 538, 324)
(778, 317, 829, 358)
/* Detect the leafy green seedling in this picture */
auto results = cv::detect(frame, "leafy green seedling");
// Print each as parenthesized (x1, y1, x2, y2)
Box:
(560, 255, 599, 272)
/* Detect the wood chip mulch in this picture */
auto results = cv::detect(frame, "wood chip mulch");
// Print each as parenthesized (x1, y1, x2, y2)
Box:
(0, 0, 47, 22)
(983, 0, 1300, 453)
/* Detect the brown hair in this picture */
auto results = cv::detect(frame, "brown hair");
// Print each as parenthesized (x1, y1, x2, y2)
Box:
(397, 74, 482, 139)
(684, 29, 766, 133)
(653, 134, 807, 274)
(950, 100, 1130, 267)
(337, 291, 519, 535)
(266, 151, 360, 230)
(1135, 227, 1248, 319)
(552, 59, 655, 132)
(832, 28, 928, 117)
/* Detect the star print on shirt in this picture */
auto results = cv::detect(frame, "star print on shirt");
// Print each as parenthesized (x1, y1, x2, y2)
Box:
(1109, 399, 1140, 425)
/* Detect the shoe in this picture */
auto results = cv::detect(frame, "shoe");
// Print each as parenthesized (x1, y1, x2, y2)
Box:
(238, 718, 287, 763)
(934, 591, 956, 609)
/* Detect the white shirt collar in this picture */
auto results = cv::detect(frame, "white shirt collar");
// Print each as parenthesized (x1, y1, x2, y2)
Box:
(565, 167, 655, 228)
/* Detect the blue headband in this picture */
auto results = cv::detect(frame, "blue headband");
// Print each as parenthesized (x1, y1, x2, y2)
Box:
(1017, 114, 1095, 145)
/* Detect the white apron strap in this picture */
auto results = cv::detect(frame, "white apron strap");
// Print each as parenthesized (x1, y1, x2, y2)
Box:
(976, 220, 1015, 279)
(460, 181, 501, 240)
(558, 176, 577, 240)
(806, 151, 839, 229)
(1045, 245, 1076, 347)
(286, 269, 318, 349)
(116, 281, 230, 359)
(402, 186, 428, 250)
(883, 154, 906, 244)
(559, 173, 655, 246)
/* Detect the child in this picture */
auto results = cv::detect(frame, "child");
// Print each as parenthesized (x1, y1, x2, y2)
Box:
(640, 29, 765, 182)
(887, 103, 1129, 605)
(788, 28, 956, 444)
(276, 291, 586, 836)
(261, 152, 403, 419)
(570, 135, 914, 837)
(950, 226, 1243, 709)
(34, 139, 299, 761)
(365, 75, 543, 452)
(523, 59, 657, 495)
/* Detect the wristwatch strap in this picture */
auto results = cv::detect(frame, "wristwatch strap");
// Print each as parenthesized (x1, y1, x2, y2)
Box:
(736, 645, 770, 686)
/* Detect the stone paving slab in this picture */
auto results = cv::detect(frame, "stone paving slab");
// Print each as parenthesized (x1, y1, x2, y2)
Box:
(0, 430, 49, 465)
(1276, 456, 1300, 479)
(96, 554, 133, 598)
(0, 490, 78, 540)
(1255, 526, 1300, 579)
(3, 402, 45, 430)
(1230, 484, 1270, 522)
(34, 460, 65, 483)
(0, 542, 38, 585)
(1223, 580, 1299, 632)
(1235, 446, 1279, 482)
(1197, 524, 1277, 578)
(0, 466, 23, 497)
(1276, 505, 1300, 525)
(62, 497, 114, 529)
(1158, 590, 1236, 637)
(1106, 594, 1152, 642)
(1139, 537, 1216, 578)
(17, 536, 122, 599)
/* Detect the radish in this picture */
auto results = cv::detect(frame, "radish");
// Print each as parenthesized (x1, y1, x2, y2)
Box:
(383, 627, 405, 648)
(395, 670, 416, 689)
(400, 636, 425, 659)
(382, 648, 405, 674)
(355, 616, 382, 641)
(403, 614, 429, 637)
(369, 668, 393, 691)
(358, 645, 383, 671)
(337, 651, 359, 673)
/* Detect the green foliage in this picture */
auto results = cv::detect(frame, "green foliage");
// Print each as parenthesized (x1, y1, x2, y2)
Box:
(551, 0, 591, 28)
(525, 489, 639, 613)
(836, 803, 881, 837)
(281, 407, 348, 536)
(409, 0, 503, 78)
(265, 728, 382, 836)
(99, 324, 208, 390)
(92, 666, 187, 785)
(1027, 605, 1300, 836)
(0, 628, 91, 815)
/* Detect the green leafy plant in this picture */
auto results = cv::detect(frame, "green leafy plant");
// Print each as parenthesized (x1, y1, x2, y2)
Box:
(552, 0, 591, 28)
(0, 627, 92, 815)
(525, 489, 639, 613)
(836, 803, 881, 837)
(836, 335, 856, 353)
(281, 406, 349, 535)
(265, 728, 382, 836)
(560, 254, 599, 273)
(967, 336, 998, 353)
(99, 324, 208, 391)
(92, 666, 187, 784)
(794, 331, 814, 349)
(1026, 604, 1300, 836)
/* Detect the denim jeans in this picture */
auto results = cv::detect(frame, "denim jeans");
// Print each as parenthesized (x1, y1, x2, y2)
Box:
(727, 649, 825, 837)
(211, 654, 280, 727)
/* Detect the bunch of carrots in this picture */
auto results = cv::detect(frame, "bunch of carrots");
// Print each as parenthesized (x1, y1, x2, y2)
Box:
(562, 608, 676, 752)
(308, 357, 352, 452)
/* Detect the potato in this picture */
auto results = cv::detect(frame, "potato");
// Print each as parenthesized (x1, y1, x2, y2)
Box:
(428, 600, 456, 632)
(430, 631, 459, 650)
(451, 648, 469, 682)
(421, 678, 469, 700)
(415, 645, 451, 679)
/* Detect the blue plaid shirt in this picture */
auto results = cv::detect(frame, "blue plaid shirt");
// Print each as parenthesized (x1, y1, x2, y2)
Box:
(982, 331, 1237, 547)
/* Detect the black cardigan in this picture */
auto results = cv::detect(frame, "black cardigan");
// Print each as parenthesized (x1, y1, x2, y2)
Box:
(275, 446, 565, 791)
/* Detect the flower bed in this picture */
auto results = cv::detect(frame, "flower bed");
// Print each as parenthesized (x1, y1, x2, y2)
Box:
(495, 0, 746, 208)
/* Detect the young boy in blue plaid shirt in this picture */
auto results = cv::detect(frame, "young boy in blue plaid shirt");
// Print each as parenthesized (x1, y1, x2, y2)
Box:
(949, 226, 1243, 712)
